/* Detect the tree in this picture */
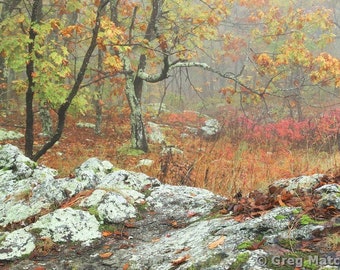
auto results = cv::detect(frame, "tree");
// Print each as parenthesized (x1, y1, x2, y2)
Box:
(0, 0, 21, 109)
(105, 0, 338, 151)
(0, 0, 113, 160)
(218, 0, 339, 122)
(103, 0, 238, 152)
(1, 0, 338, 160)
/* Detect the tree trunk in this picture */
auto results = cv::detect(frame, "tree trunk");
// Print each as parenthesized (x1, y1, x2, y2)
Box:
(94, 49, 104, 135)
(25, 0, 43, 158)
(123, 57, 148, 152)
(38, 103, 52, 137)
(30, 0, 109, 161)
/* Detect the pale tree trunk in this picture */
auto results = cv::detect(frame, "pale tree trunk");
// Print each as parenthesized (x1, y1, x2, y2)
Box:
(123, 56, 148, 152)
(94, 49, 104, 135)
(38, 103, 52, 137)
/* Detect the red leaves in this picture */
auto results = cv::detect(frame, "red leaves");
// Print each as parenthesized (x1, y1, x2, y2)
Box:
(165, 111, 207, 126)
(226, 109, 340, 148)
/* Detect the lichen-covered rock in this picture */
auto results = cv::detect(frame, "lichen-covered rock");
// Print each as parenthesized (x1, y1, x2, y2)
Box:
(0, 144, 36, 179)
(75, 157, 114, 187)
(102, 207, 322, 270)
(0, 144, 338, 269)
(0, 229, 35, 261)
(269, 174, 323, 193)
(97, 169, 161, 191)
(147, 121, 165, 143)
(30, 208, 101, 242)
(136, 158, 154, 167)
(315, 184, 340, 209)
(146, 184, 223, 221)
(199, 118, 221, 140)
(97, 192, 137, 223)
(0, 129, 24, 141)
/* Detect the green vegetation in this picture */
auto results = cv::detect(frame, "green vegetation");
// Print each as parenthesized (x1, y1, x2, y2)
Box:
(87, 206, 100, 220)
(237, 240, 253, 250)
(188, 253, 226, 270)
(275, 214, 287, 220)
(299, 214, 324, 226)
(117, 144, 145, 157)
(278, 237, 298, 250)
(99, 223, 118, 233)
(229, 252, 251, 270)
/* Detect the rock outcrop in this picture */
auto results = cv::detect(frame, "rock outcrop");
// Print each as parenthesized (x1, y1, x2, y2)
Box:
(0, 144, 339, 270)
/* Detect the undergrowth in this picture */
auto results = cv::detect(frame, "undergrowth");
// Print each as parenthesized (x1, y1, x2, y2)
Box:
(1, 106, 339, 198)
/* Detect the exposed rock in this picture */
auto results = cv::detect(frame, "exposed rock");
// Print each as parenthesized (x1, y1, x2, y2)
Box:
(146, 184, 223, 221)
(315, 184, 340, 209)
(96, 192, 137, 223)
(0, 229, 35, 261)
(0, 144, 339, 270)
(0, 129, 24, 141)
(269, 174, 323, 193)
(199, 118, 221, 140)
(97, 169, 161, 191)
(136, 158, 154, 167)
(29, 208, 101, 242)
(147, 121, 166, 143)
(76, 122, 96, 129)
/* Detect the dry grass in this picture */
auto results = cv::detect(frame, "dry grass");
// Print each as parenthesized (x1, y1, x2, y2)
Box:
(1, 108, 339, 198)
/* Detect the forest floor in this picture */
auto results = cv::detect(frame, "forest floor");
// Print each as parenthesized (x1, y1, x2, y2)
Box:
(1, 106, 340, 197)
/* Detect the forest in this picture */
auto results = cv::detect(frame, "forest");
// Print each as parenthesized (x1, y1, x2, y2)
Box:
(0, 0, 339, 197)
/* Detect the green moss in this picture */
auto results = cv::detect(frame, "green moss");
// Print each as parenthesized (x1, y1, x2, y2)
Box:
(292, 208, 301, 215)
(88, 206, 100, 220)
(275, 214, 287, 220)
(299, 214, 323, 225)
(117, 144, 145, 156)
(99, 223, 118, 232)
(303, 260, 319, 270)
(230, 252, 250, 270)
(187, 253, 226, 269)
(29, 228, 43, 235)
(278, 237, 298, 249)
(136, 202, 149, 212)
(237, 240, 253, 250)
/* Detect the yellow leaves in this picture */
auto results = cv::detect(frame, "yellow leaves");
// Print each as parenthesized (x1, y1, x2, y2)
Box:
(311, 52, 340, 87)
(103, 54, 123, 72)
(256, 53, 273, 68)
(16, 14, 26, 24)
(50, 19, 61, 30)
(60, 24, 84, 38)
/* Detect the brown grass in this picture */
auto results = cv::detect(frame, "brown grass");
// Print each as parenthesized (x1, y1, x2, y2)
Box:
(1, 108, 339, 198)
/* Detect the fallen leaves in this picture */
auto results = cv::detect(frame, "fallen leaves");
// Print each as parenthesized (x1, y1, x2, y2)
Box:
(99, 252, 113, 259)
(208, 236, 226, 249)
(60, 189, 94, 208)
(171, 254, 190, 266)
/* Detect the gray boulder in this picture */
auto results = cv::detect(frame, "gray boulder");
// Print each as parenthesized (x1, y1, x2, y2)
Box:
(0, 229, 35, 261)
(0, 144, 339, 270)
(29, 208, 101, 242)
(199, 118, 222, 140)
